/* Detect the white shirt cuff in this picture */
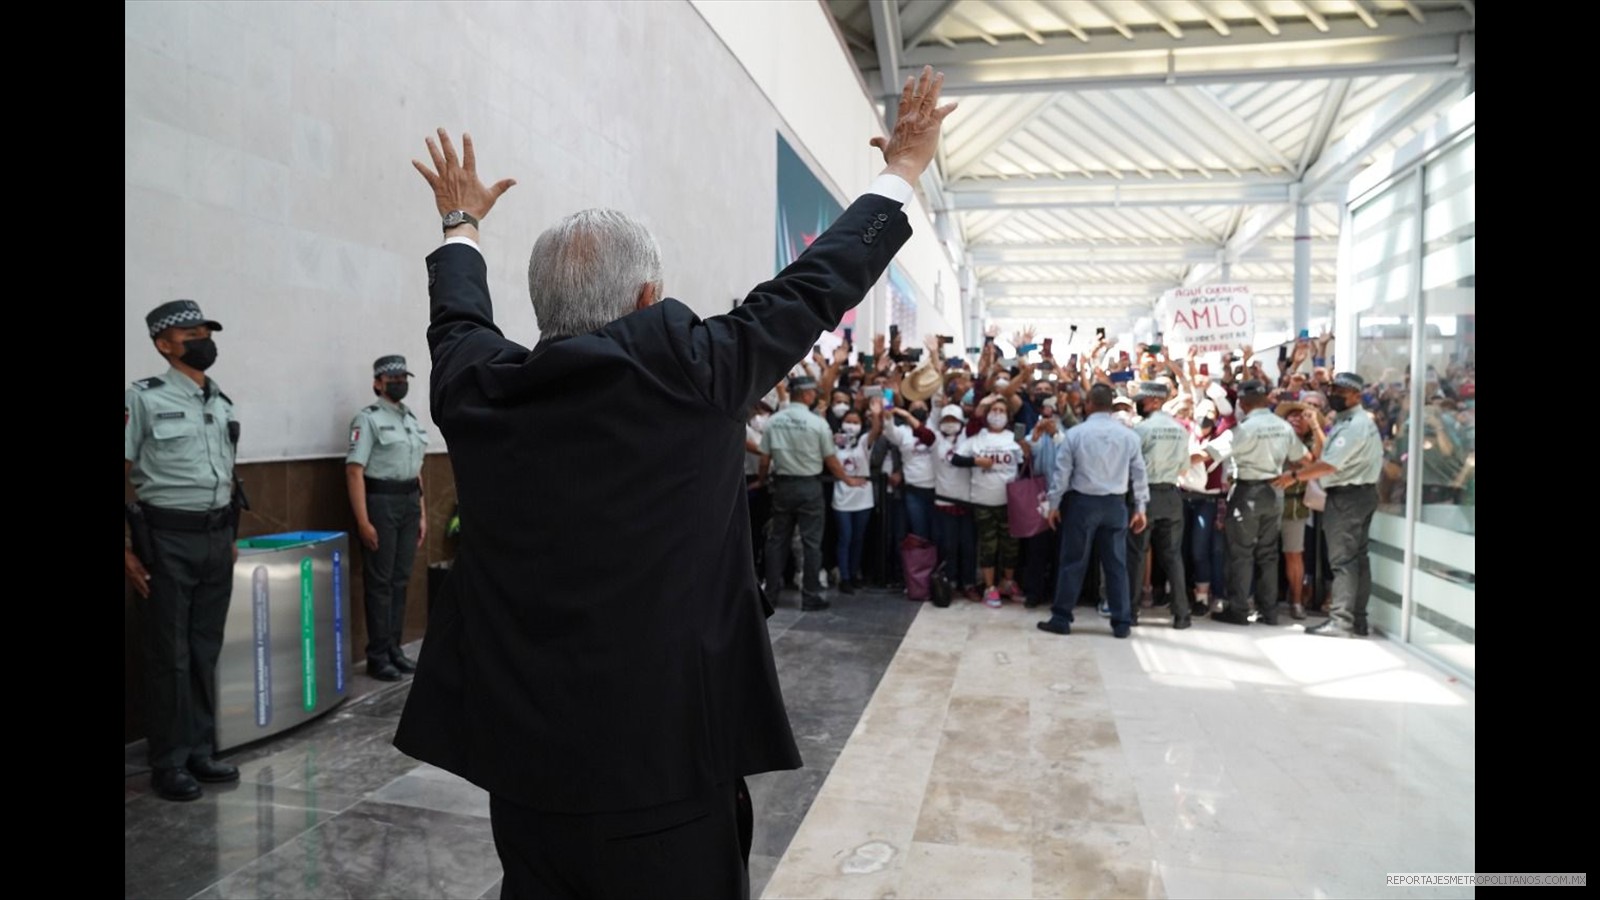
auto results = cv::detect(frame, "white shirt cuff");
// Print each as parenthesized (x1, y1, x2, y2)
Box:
(865, 173, 914, 205)
(443, 235, 481, 254)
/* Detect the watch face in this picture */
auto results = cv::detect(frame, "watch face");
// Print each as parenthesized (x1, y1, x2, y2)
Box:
(444, 211, 464, 225)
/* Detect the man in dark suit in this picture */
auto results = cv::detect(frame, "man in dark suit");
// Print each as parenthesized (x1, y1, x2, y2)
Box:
(394, 69, 956, 899)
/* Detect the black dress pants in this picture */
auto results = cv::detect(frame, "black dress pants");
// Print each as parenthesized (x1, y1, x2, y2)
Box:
(490, 778, 752, 900)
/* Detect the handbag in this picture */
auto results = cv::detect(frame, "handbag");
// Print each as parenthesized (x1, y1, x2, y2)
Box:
(900, 534, 938, 602)
(1007, 458, 1050, 539)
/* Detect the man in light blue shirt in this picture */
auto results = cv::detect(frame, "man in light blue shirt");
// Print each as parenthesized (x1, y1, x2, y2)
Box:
(1039, 385, 1149, 639)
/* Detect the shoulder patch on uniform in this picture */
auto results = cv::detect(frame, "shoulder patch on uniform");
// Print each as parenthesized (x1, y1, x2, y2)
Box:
(132, 377, 164, 391)
(216, 389, 233, 405)
(365, 404, 381, 412)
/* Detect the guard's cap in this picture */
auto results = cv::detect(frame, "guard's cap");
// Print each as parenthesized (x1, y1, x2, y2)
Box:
(1331, 371, 1366, 392)
(373, 355, 415, 377)
(146, 299, 222, 338)
(1135, 381, 1171, 401)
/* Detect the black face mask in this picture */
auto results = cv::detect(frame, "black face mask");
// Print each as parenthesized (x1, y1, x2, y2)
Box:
(384, 382, 410, 402)
(1328, 392, 1350, 412)
(911, 408, 929, 422)
(178, 337, 217, 372)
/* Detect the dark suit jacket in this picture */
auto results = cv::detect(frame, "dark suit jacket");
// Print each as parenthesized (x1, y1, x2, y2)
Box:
(393, 192, 913, 813)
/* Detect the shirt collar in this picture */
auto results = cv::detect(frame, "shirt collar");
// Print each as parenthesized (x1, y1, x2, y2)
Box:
(164, 365, 210, 397)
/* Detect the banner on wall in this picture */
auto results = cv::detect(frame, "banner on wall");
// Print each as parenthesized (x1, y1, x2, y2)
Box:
(886, 263, 919, 339)
(776, 134, 853, 336)
(1156, 284, 1255, 355)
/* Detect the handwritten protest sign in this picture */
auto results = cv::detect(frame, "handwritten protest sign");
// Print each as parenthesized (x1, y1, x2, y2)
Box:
(1157, 285, 1254, 355)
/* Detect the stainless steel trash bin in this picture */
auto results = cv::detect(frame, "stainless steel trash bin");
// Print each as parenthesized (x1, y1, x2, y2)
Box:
(216, 531, 353, 751)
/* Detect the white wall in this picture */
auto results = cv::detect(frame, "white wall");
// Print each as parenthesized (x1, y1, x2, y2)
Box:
(128, 0, 799, 460)
(126, 0, 958, 460)
(690, 0, 964, 341)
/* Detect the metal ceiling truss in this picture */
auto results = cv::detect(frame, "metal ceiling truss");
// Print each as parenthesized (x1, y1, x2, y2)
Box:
(856, 9, 1476, 96)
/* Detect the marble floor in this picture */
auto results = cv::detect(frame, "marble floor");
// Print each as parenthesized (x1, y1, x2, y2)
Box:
(762, 600, 1476, 900)
(123, 589, 920, 900)
(126, 593, 1474, 900)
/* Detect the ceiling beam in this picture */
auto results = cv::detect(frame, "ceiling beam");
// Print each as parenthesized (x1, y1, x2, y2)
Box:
(969, 241, 1340, 266)
(886, 9, 1473, 67)
(870, 35, 1466, 96)
(1297, 78, 1350, 175)
(946, 181, 1298, 210)
(866, 0, 905, 106)
(985, 280, 1328, 298)
(900, 0, 959, 50)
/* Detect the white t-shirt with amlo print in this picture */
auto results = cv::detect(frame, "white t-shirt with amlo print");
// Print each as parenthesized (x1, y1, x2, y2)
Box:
(965, 428, 1023, 507)
(833, 435, 875, 512)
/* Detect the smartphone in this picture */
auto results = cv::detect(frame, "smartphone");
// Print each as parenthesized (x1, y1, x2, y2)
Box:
(1199, 363, 1210, 376)
(1043, 337, 1053, 355)
(1298, 328, 1310, 340)
(859, 353, 875, 368)
(967, 346, 982, 355)
(889, 324, 900, 339)
(1119, 350, 1130, 363)
(938, 335, 953, 345)
(884, 388, 895, 408)
(1095, 327, 1106, 339)
(814, 344, 822, 354)
(906, 348, 923, 362)
(984, 334, 994, 345)
(1068, 353, 1079, 368)
(1110, 370, 1135, 383)
(863, 385, 884, 400)
(1147, 343, 1162, 355)
(843, 327, 853, 346)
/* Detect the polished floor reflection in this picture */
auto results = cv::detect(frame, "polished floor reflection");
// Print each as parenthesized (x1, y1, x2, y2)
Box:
(124, 590, 921, 900)
(762, 600, 1476, 899)
(126, 593, 1473, 899)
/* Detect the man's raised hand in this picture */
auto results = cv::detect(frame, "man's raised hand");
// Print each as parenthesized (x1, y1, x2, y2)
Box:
(869, 66, 958, 185)
(412, 129, 517, 220)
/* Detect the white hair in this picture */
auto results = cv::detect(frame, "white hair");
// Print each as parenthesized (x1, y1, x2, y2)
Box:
(527, 208, 662, 339)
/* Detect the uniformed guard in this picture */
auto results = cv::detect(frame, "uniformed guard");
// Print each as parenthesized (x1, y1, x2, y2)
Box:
(346, 355, 429, 681)
(1199, 379, 1309, 626)
(1128, 382, 1193, 629)
(1275, 372, 1384, 638)
(759, 375, 865, 611)
(124, 299, 242, 802)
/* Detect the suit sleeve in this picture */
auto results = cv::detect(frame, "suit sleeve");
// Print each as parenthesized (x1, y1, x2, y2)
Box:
(668, 194, 912, 419)
(424, 243, 527, 423)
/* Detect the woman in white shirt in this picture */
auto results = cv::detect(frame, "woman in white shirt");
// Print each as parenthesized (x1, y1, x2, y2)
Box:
(957, 395, 1028, 606)
(833, 400, 882, 594)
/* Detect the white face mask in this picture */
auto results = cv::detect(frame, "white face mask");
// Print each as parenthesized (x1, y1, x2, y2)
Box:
(831, 403, 850, 419)
(995, 379, 1010, 390)
(987, 412, 1008, 430)
(842, 422, 861, 437)
(940, 421, 962, 436)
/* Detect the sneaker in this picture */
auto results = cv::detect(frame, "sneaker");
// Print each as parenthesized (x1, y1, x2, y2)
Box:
(1290, 602, 1306, 620)
(1305, 619, 1352, 638)
(1210, 598, 1227, 615)
(1098, 599, 1111, 618)
(1001, 580, 1020, 598)
(983, 587, 1003, 608)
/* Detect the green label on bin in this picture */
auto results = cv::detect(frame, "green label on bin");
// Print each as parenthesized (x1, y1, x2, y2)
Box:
(300, 558, 316, 711)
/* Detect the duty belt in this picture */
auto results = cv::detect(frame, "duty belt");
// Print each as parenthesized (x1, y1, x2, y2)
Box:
(365, 477, 421, 495)
(140, 503, 234, 532)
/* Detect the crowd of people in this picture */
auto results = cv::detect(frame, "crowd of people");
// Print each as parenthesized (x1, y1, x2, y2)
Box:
(744, 324, 1469, 637)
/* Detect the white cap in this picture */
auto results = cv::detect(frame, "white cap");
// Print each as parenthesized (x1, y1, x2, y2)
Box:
(939, 404, 966, 422)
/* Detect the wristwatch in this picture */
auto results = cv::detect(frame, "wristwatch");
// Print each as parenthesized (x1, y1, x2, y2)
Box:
(442, 210, 480, 232)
